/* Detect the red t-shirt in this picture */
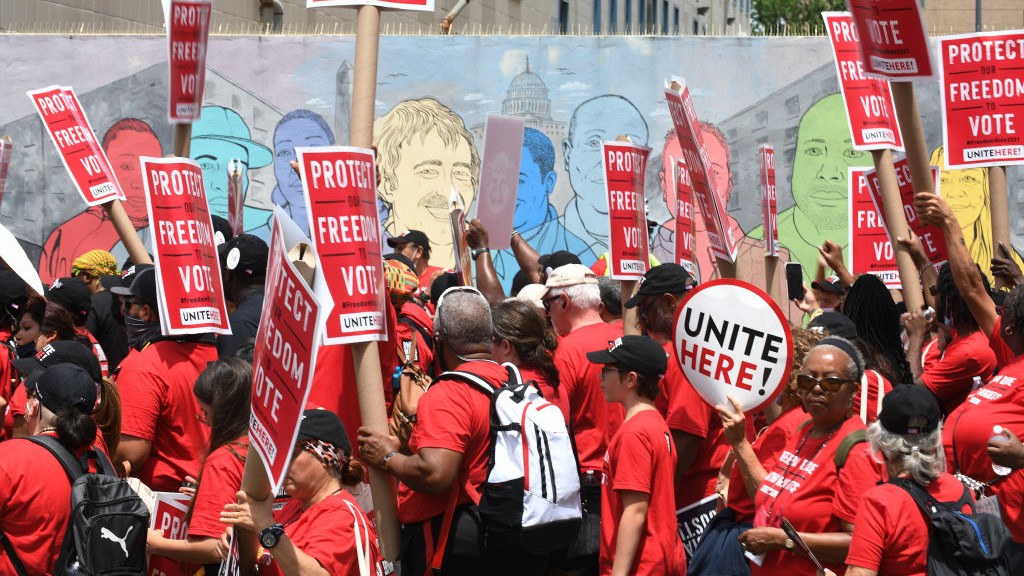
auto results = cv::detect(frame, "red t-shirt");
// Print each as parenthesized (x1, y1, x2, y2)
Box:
(187, 437, 249, 539)
(987, 316, 1016, 369)
(397, 360, 507, 524)
(116, 340, 217, 492)
(418, 265, 444, 292)
(553, 321, 624, 473)
(520, 366, 570, 425)
(922, 329, 996, 415)
(846, 473, 969, 576)
(852, 370, 892, 425)
(751, 416, 880, 576)
(727, 407, 806, 522)
(600, 409, 686, 576)
(0, 437, 104, 576)
(664, 346, 729, 509)
(256, 491, 384, 576)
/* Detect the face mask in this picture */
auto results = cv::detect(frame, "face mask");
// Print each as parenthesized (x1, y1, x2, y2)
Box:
(15, 342, 36, 359)
(125, 313, 162, 350)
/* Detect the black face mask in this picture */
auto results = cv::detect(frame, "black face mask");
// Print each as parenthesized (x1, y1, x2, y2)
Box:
(15, 342, 36, 359)
(125, 313, 162, 350)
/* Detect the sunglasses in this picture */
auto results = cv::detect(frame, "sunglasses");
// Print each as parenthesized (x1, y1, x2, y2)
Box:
(795, 374, 853, 394)
(542, 294, 564, 313)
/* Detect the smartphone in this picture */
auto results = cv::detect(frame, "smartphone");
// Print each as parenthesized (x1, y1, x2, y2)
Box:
(785, 262, 805, 301)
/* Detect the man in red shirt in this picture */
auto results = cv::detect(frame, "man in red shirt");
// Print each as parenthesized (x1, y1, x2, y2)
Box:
(623, 264, 725, 512)
(111, 264, 216, 492)
(588, 335, 686, 576)
(388, 230, 444, 294)
(359, 286, 545, 575)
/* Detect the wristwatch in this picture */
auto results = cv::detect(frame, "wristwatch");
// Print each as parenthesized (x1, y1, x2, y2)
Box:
(259, 524, 285, 549)
(471, 247, 489, 259)
(783, 537, 795, 550)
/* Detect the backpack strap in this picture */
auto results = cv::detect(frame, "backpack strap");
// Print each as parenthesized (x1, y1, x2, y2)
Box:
(0, 529, 31, 576)
(436, 370, 499, 395)
(834, 429, 868, 471)
(26, 435, 88, 481)
(889, 477, 973, 517)
(426, 486, 461, 576)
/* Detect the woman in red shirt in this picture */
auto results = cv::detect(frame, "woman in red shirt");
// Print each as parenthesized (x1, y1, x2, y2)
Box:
(739, 337, 881, 576)
(846, 385, 977, 576)
(490, 299, 568, 421)
(146, 357, 253, 569)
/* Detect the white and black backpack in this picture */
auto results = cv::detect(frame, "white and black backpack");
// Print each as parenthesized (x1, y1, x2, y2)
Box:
(442, 363, 583, 554)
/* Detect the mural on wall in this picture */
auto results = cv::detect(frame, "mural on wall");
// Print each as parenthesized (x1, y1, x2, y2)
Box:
(1, 35, 1021, 291)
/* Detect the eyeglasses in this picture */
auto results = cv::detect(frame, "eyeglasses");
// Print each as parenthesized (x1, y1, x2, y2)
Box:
(599, 365, 623, 378)
(542, 294, 564, 313)
(795, 374, 853, 394)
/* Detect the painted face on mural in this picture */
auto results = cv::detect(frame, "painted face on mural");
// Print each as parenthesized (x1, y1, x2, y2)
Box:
(193, 138, 250, 218)
(516, 145, 555, 230)
(702, 127, 732, 209)
(273, 115, 333, 232)
(564, 96, 648, 229)
(386, 129, 474, 248)
(791, 94, 871, 231)
(107, 128, 161, 225)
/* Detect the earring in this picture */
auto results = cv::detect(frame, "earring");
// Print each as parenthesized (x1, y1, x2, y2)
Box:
(1005, 325, 1015, 336)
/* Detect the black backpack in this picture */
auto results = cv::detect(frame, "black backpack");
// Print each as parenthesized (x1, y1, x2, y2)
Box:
(890, 477, 1010, 576)
(14, 436, 150, 575)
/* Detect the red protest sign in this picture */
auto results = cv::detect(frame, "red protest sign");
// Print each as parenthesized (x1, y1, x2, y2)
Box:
(297, 146, 386, 345)
(759, 145, 779, 257)
(673, 158, 697, 274)
(664, 77, 737, 263)
(0, 138, 11, 207)
(149, 493, 197, 576)
(847, 168, 899, 288)
(306, 0, 434, 10)
(939, 31, 1024, 169)
(28, 86, 124, 206)
(167, 0, 211, 123)
(673, 279, 792, 413)
(824, 11, 904, 150)
(142, 156, 231, 335)
(864, 157, 948, 266)
(602, 141, 651, 280)
(227, 159, 245, 237)
(847, 0, 932, 80)
(251, 208, 321, 493)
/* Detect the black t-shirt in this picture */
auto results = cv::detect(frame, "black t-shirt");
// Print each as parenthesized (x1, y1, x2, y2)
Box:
(86, 290, 128, 371)
(217, 289, 265, 358)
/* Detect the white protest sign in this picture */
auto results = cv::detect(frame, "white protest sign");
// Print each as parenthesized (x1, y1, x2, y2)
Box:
(673, 279, 792, 413)
(472, 115, 524, 250)
(0, 222, 45, 296)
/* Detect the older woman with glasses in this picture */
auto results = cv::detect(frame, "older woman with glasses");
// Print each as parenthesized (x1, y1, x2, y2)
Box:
(738, 336, 881, 576)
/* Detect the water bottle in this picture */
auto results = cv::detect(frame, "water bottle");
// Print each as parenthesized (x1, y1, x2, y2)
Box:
(990, 425, 1013, 476)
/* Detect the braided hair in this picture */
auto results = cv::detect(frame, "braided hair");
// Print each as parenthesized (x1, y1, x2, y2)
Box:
(936, 262, 989, 331)
(842, 274, 913, 384)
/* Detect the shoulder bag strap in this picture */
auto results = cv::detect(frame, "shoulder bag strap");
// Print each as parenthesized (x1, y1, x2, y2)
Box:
(0, 530, 31, 576)
(426, 486, 461, 576)
(860, 373, 869, 424)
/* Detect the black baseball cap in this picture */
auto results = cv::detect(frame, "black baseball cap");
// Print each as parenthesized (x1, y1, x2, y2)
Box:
(879, 385, 942, 435)
(586, 335, 668, 378)
(110, 264, 157, 308)
(297, 409, 351, 454)
(218, 234, 269, 278)
(33, 363, 98, 414)
(811, 276, 844, 295)
(624, 264, 695, 309)
(807, 311, 857, 340)
(211, 215, 233, 246)
(13, 340, 103, 383)
(387, 230, 431, 251)
(46, 277, 92, 322)
(538, 251, 581, 274)
(0, 270, 28, 311)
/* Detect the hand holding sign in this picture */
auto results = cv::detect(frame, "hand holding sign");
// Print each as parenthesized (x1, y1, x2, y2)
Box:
(673, 279, 792, 413)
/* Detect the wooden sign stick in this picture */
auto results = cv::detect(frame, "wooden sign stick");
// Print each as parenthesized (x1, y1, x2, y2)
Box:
(989, 165, 1011, 290)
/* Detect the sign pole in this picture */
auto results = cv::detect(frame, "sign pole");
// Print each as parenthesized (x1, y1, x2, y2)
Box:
(890, 84, 933, 195)
(103, 200, 152, 265)
(173, 124, 192, 159)
(716, 257, 737, 280)
(348, 3, 400, 561)
(764, 256, 781, 310)
(989, 165, 1011, 289)
(871, 148, 923, 312)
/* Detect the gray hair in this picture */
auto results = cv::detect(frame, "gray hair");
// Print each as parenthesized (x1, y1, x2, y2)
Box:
(549, 282, 601, 310)
(812, 337, 865, 381)
(436, 290, 493, 356)
(867, 419, 946, 486)
(597, 276, 622, 316)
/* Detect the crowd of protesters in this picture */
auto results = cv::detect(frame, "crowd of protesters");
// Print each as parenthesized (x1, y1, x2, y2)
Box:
(1, 184, 1024, 576)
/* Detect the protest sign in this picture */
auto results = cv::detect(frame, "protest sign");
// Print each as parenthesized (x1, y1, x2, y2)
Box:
(846, 0, 932, 80)
(148, 493, 197, 576)
(0, 222, 45, 297)
(824, 12, 904, 151)
(0, 137, 11, 206)
(603, 140, 651, 280)
(227, 159, 244, 238)
(759, 145, 779, 257)
(297, 146, 386, 345)
(472, 116, 524, 250)
(673, 158, 697, 274)
(672, 279, 792, 413)
(250, 207, 322, 493)
(939, 31, 1024, 169)
(142, 156, 230, 335)
(677, 495, 718, 559)
(848, 168, 899, 288)
(167, 0, 211, 123)
(664, 77, 737, 263)
(306, 0, 434, 10)
(864, 157, 947, 267)
(28, 86, 124, 206)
